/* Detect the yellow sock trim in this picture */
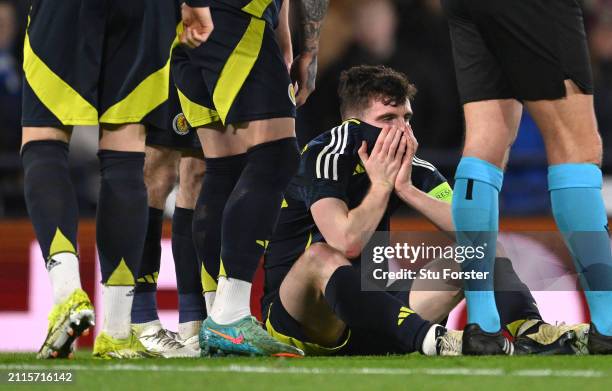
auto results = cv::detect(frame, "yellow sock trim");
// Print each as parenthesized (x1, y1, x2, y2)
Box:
(201, 262, 218, 292)
(106, 258, 135, 286)
(218, 258, 227, 279)
(49, 228, 77, 258)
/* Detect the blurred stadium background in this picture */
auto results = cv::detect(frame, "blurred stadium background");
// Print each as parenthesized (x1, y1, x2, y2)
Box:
(1, 0, 612, 351)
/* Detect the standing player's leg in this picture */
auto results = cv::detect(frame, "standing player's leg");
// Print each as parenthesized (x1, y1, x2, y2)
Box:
(205, 118, 299, 322)
(22, 127, 95, 359)
(132, 145, 179, 329)
(94, 124, 153, 353)
(192, 123, 247, 315)
(526, 80, 612, 353)
(198, 119, 302, 357)
(91, 0, 182, 358)
(20, 0, 103, 358)
(441, 0, 523, 354)
(173, 152, 207, 346)
(131, 144, 198, 357)
(453, 99, 522, 338)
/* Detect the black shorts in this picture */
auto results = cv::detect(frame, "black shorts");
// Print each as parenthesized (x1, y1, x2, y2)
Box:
(172, 5, 296, 128)
(262, 291, 411, 356)
(145, 122, 201, 151)
(145, 70, 201, 151)
(22, 0, 180, 127)
(441, 0, 594, 103)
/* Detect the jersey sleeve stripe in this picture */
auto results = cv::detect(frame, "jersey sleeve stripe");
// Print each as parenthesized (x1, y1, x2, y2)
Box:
(324, 124, 346, 179)
(412, 161, 436, 171)
(332, 123, 350, 180)
(315, 126, 338, 179)
(412, 156, 436, 171)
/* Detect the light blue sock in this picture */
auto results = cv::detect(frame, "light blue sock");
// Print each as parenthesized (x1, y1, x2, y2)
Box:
(452, 157, 503, 333)
(549, 163, 612, 336)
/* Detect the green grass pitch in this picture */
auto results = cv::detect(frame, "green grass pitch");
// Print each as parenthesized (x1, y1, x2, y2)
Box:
(1, 352, 612, 391)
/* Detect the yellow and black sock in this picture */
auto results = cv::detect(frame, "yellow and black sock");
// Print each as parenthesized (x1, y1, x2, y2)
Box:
(96, 150, 147, 286)
(220, 138, 299, 282)
(172, 207, 206, 323)
(21, 140, 79, 262)
(132, 207, 164, 324)
(193, 154, 247, 296)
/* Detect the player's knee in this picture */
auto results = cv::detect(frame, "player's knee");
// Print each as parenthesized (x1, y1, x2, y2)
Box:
(248, 138, 300, 189)
(548, 133, 602, 165)
(145, 164, 177, 206)
(583, 136, 603, 165)
(175, 157, 205, 209)
(98, 150, 147, 196)
(179, 158, 205, 195)
(302, 243, 350, 279)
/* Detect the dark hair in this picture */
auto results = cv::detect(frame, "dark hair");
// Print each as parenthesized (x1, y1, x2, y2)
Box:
(338, 65, 417, 118)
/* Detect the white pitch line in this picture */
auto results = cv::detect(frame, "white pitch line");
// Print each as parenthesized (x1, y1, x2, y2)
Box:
(0, 364, 604, 378)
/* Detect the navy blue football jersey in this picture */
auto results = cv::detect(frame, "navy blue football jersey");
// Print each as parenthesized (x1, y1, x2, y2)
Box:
(213, 0, 283, 27)
(262, 119, 453, 305)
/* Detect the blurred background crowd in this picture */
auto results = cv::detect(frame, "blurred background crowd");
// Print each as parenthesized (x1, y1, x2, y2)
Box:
(1, 0, 612, 218)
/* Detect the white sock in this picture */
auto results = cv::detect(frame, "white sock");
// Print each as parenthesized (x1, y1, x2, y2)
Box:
(422, 324, 443, 356)
(102, 286, 134, 340)
(204, 292, 216, 315)
(178, 320, 202, 340)
(210, 277, 252, 324)
(47, 252, 82, 304)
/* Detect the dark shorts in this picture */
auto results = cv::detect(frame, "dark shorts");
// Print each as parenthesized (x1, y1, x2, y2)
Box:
(145, 122, 201, 151)
(171, 5, 296, 128)
(441, 0, 594, 103)
(22, 0, 180, 127)
(262, 290, 411, 357)
(145, 70, 201, 151)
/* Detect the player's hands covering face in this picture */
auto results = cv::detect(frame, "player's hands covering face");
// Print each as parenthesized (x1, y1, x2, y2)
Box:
(394, 126, 418, 192)
(358, 126, 407, 191)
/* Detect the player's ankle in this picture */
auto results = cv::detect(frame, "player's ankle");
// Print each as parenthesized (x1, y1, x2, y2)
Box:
(102, 285, 134, 340)
(132, 319, 162, 336)
(204, 291, 216, 314)
(209, 277, 252, 324)
(178, 320, 202, 340)
(48, 252, 82, 304)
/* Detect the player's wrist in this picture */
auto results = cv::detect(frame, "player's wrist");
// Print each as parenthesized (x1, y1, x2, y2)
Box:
(370, 180, 394, 194)
(300, 49, 319, 60)
(395, 182, 418, 200)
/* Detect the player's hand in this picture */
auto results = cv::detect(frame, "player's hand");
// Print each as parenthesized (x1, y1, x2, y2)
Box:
(357, 126, 407, 192)
(180, 3, 214, 48)
(290, 53, 318, 107)
(394, 126, 419, 192)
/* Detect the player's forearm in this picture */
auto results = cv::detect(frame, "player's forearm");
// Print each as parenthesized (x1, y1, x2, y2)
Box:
(276, 0, 293, 68)
(342, 183, 393, 258)
(297, 0, 328, 56)
(397, 185, 455, 233)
